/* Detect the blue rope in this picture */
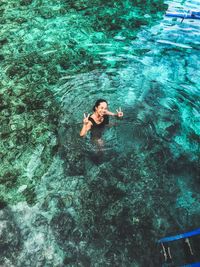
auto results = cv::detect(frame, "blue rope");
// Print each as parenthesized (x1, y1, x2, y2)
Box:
(158, 228, 200, 243)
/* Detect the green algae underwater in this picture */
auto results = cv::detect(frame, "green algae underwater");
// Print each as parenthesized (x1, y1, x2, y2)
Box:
(0, 0, 200, 266)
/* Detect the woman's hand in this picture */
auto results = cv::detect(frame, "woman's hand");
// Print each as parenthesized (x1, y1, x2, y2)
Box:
(116, 107, 123, 117)
(83, 113, 90, 125)
(80, 113, 91, 137)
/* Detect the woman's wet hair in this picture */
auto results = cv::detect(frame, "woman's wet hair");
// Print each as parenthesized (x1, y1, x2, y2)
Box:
(93, 99, 108, 111)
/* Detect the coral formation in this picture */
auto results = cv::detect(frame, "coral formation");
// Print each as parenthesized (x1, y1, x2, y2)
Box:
(0, 0, 199, 266)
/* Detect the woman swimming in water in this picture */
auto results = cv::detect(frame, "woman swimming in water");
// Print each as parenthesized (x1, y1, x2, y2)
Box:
(80, 99, 123, 139)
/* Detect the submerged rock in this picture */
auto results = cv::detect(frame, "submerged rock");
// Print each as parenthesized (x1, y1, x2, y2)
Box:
(0, 209, 19, 250)
(0, 207, 20, 266)
(50, 211, 75, 249)
(0, 0, 199, 266)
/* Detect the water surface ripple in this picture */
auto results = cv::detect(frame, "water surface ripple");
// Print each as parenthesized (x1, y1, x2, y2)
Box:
(1, 0, 199, 266)
(57, 1, 200, 264)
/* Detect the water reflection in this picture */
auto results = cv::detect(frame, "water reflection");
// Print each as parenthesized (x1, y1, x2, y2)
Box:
(57, 1, 200, 266)
(2, 0, 199, 266)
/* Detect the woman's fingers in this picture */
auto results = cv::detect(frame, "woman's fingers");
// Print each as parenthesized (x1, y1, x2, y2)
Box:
(83, 113, 90, 125)
(84, 113, 90, 118)
(116, 107, 123, 117)
(116, 107, 122, 112)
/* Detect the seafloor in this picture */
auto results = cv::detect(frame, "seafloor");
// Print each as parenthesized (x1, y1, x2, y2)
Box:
(0, 0, 199, 266)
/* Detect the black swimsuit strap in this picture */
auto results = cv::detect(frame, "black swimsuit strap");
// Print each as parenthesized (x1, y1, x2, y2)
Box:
(88, 115, 108, 127)
(88, 117, 96, 126)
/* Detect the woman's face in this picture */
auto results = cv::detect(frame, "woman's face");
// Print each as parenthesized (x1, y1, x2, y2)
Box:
(95, 102, 108, 117)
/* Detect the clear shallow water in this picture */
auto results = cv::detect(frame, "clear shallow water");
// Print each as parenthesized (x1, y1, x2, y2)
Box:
(0, 0, 200, 266)
(57, 0, 200, 265)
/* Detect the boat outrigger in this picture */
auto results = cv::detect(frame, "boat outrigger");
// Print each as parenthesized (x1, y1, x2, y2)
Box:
(165, 10, 200, 21)
(158, 228, 200, 266)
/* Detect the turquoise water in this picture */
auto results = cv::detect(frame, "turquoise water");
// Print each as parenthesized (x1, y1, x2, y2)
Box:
(0, 0, 200, 266)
